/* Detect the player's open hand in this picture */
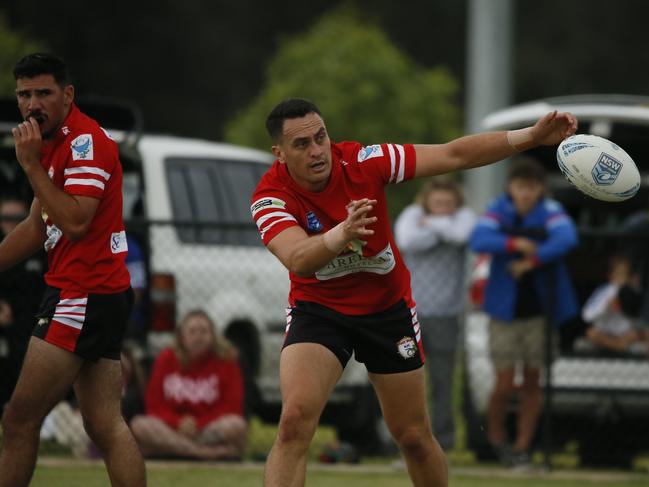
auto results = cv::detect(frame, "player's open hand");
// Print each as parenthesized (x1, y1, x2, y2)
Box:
(12, 117, 43, 172)
(342, 199, 378, 241)
(531, 111, 578, 147)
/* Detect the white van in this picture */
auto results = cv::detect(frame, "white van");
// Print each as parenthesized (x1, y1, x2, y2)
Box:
(0, 97, 375, 430)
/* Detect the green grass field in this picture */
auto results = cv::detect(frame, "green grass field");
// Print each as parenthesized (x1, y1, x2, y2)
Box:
(30, 462, 649, 487)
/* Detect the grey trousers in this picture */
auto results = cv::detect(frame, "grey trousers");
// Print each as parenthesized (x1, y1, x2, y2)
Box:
(419, 314, 460, 451)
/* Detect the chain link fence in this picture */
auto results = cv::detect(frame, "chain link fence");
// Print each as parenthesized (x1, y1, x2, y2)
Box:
(2, 219, 649, 467)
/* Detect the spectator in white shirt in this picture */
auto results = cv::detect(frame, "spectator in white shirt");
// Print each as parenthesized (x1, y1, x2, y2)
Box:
(394, 177, 476, 451)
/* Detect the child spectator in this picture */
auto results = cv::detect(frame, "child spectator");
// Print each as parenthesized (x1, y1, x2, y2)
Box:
(582, 254, 644, 354)
(469, 157, 579, 468)
(130, 310, 247, 460)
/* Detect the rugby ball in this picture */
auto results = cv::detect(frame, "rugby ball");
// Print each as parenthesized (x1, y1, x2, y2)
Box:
(556, 134, 640, 202)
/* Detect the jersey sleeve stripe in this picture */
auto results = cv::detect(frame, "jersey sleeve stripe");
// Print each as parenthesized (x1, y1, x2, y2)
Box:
(256, 211, 297, 228)
(64, 166, 111, 180)
(64, 178, 105, 190)
(260, 216, 297, 238)
(387, 144, 396, 183)
(395, 144, 405, 183)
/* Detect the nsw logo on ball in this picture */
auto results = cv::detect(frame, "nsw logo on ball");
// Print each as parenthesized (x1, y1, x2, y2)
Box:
(591, 152, 622, 186)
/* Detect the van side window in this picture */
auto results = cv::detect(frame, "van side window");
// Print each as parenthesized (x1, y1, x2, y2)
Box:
(165, 157, 267, 246)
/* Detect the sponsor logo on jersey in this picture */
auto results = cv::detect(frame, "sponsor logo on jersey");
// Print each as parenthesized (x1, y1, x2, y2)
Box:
(306, 211, 323, 233)
(47, 165, 54, 179)
(592, 152, 622, 186)
(62, 126, 70, 136)
(110, 231, 128, 254)
(315, 243, 396, 280)
(251, 197, 287, 216)
(396, 336, 417, 359)
(70, 134, 94, 161)
(357, 144, 383, 162)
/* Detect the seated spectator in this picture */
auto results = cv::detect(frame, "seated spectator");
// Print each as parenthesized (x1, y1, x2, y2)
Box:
(581, 254, 645, 355)
(130, 310, 247, 460)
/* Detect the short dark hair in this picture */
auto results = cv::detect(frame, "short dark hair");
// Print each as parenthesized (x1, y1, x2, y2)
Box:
(507, 157, 546, 184)
(265, 98, 321, 142)
(13, 53, 70, 87)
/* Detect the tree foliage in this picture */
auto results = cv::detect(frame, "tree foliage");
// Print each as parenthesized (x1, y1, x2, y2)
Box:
(0, 15, 43, 95)
(225, 5, 461, 150)
(224, 5, 461, 216)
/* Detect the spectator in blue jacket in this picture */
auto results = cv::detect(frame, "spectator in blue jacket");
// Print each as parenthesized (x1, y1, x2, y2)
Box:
(469, 157, 578, 468)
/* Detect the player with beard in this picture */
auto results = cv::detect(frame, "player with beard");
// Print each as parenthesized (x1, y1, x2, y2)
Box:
(0, 53, 146, 487)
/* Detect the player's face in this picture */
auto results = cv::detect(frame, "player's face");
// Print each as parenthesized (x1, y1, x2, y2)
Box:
(180, 315, 214, 361)
(508, 178, 544, 215)
(426, 189, 459, 216)
(15, 74, 73, 140)
(273, 112, 332, 192)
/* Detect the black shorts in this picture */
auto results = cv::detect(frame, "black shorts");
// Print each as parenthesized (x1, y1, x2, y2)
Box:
(284, 299, 425, 374)
(33, 286, 133, 361)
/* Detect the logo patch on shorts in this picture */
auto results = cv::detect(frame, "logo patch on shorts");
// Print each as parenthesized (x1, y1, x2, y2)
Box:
(396, 336, 417, 360)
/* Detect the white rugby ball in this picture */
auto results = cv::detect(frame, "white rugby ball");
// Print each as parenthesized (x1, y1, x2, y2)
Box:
(556, 134, 640, 202)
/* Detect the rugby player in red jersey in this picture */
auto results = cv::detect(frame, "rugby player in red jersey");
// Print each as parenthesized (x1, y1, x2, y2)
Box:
(0, 53, 146, 487)
(251, 98, 577, 487)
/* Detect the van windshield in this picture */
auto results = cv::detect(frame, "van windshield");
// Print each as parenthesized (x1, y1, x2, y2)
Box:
(165, 157, 268, 246)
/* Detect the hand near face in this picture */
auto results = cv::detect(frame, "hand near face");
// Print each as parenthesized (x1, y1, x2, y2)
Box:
(12, 117, 43, 173)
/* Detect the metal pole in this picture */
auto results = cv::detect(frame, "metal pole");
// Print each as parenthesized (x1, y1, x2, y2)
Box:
(543, 264, 556, 471)
(465, 0, 514, 212)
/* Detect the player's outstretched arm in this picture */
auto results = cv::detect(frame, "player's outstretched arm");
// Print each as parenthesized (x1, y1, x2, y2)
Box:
(0, 198, 46, 272)
(267, 199, 377, 277)
(413, 111, 578, 178)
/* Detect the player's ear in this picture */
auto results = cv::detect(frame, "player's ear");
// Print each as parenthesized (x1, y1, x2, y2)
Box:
(272, 145, 285, 163)
(63, 84, 74, 108)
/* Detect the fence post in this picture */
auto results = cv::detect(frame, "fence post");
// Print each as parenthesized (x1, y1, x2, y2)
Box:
(543, 263, 556, 470)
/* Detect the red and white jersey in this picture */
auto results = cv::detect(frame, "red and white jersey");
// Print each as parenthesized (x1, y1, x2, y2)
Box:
(251, 141, 417, 315)
(39, 103, 130, 293)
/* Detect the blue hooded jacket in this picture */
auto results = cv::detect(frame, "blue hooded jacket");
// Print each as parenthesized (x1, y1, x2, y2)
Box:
(469, 194, 579, 325)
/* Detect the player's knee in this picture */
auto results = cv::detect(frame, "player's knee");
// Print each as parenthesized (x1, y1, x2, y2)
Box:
(394, 427, 432, 463)
(1, 399, 41, 437)
(82, 414, 125, 447)
(277, 405, 317, 445)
